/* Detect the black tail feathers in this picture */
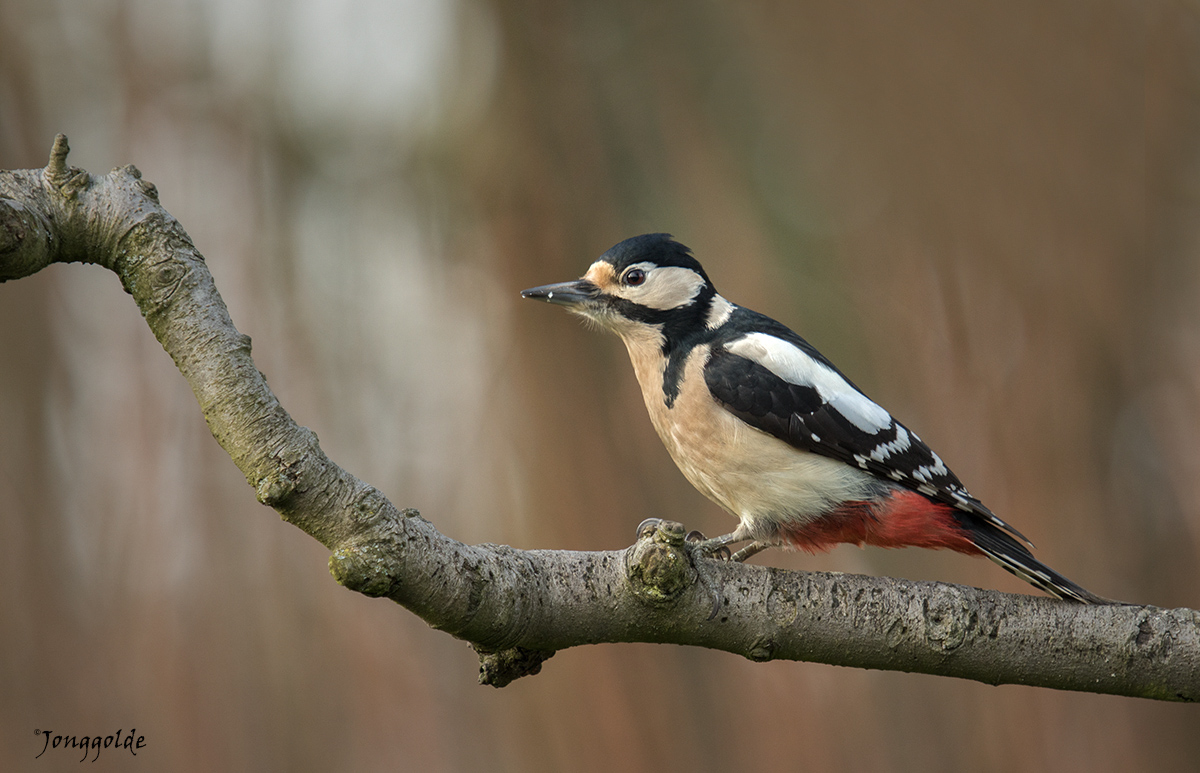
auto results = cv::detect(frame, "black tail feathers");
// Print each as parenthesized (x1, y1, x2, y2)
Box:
(966, 520, 1114, 604)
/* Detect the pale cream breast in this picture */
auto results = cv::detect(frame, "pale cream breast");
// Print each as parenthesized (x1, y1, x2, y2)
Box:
(620, 336, 880, 538)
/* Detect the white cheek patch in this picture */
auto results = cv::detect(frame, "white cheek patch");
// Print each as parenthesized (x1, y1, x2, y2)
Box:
(617, 264, 705, 310)
(726, 332, 893, 434)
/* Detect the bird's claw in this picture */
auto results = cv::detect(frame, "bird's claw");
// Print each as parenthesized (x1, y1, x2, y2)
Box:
(635, 517, 664, 540)
(685, 529, 731, 560)
(683, 532, 727, 620)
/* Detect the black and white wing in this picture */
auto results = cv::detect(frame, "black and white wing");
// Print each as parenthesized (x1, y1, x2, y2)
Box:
(703, 315, 1025, 541)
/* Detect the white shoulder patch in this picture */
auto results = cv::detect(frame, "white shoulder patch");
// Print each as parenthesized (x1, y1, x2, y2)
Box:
(725, 332, 893, 433)
(706, 295, 735, 329)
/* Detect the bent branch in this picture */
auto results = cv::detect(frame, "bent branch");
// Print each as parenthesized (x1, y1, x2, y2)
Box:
(2, 137, 1196, 700)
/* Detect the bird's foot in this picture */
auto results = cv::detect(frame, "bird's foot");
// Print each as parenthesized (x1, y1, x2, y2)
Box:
(634, 520, 727, 619)
(683, 532, 771, 617)
(684, 530, 742, 620)
(684, 529, 731, 560)
(635, 522, 765, 619)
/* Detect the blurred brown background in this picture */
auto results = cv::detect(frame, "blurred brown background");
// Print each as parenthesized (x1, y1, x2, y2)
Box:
(2, 0, 1198, 770)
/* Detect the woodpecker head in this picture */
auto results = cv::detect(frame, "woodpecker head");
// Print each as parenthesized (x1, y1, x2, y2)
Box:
(522, 234, 723, 342)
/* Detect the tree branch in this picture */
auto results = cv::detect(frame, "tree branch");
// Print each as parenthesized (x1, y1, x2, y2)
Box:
(2, 137, 1196, 700)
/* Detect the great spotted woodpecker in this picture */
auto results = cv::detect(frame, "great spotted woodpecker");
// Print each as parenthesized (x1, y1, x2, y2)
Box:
(523, 233, 1107, 603)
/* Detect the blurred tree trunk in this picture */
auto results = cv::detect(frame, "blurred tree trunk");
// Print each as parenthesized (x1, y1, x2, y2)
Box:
(4, 0, 1200, 770)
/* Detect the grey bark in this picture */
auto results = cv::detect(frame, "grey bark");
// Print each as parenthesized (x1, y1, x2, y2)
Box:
(2, 136, 1196, 700)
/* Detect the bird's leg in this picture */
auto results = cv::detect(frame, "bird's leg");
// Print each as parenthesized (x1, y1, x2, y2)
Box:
(685, 526, 762, 560)
(728, 541, 768, 563)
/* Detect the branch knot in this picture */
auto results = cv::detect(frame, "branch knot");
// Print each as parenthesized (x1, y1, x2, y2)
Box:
(624, 519, 694, 606)
(329, 538, 400, 598)
(475, 645, 555, 688)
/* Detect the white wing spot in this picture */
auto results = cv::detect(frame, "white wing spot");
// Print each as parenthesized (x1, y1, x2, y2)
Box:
(917, 484, 936, 496)
(912, 455, 950, 483)
(869, 425, 910, 462)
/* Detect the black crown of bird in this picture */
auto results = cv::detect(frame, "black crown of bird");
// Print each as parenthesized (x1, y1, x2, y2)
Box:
(523, 233, 1109, 604)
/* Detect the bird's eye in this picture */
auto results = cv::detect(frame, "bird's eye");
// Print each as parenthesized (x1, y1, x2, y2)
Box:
(624, 268, 646, 286)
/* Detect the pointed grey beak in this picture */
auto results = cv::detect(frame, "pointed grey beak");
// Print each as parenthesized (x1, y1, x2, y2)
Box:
(521, 279, 601, 307)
